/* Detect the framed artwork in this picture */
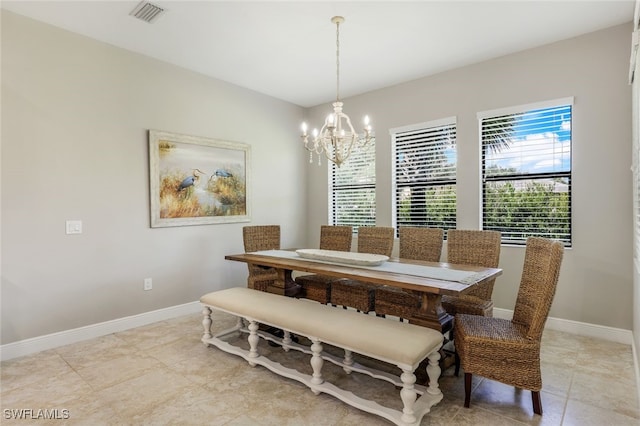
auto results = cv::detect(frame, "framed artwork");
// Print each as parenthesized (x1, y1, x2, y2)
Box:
(149, 129, 251, 227)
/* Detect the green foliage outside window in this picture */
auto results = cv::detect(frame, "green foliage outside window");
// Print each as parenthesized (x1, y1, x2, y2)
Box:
(483, 180, 570, 242)
(396, 185, 456, 229)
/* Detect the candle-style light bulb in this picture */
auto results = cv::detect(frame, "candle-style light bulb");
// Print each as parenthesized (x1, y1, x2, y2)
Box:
(327, 114, 335, 126)
(301, 122, 308, 134)
(312, 128, 319, 138)
(364, 115, 370, 126)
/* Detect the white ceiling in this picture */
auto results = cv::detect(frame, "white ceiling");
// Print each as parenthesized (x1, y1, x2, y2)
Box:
(2, 1, 635, 108)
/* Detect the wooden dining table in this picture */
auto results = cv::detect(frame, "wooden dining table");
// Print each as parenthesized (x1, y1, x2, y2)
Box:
(225, 249, 502, 334)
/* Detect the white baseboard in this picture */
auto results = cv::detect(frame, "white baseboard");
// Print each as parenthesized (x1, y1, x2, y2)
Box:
(0, 301, 202, 361)
(493, 308, 633, 344)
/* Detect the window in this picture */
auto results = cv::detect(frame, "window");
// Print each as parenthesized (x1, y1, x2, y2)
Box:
(392, 118, 457, 232)
(479, 98, 573, 245)
(329, 139, 376, 230)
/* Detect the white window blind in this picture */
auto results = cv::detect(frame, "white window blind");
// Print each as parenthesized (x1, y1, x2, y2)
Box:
(330, 140, 376, 230)
(392, 118, 457, 232)
(479, 99, 572, 245)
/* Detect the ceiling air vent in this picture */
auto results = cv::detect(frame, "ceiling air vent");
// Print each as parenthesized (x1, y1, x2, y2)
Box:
(130, 1, 165, 23)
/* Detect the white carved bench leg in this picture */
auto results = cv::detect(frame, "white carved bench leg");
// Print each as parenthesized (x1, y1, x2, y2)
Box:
(342, 349, 354, 374)
(247, 319, 260, 367)
(202, 307, 212, 341)
(310, 338, 324, 394)
(282, 330, 292, 352)
(200, 287, 445, 425)
(400, 369, 417, 424)
(426, 349, 442, 397)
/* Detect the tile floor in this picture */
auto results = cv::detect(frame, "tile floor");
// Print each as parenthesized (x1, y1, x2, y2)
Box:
(1, 310, 639, 425)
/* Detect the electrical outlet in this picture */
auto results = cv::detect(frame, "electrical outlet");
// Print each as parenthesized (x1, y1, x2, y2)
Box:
(143, 278, 153, 291)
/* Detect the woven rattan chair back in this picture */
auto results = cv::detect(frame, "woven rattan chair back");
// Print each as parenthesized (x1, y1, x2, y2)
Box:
(447, 230, 501, 300)
(319, 225, 353, 252)
(329, 227, 393, 313)
(357, 226, 394, 256)
(512, 237, 565, 340)
(399, 227, 443, 261)
(295, 226, 352, 304)
(373, 227, 443, 319)
(242, 225, 280, 291)
(243, 225, 280, 253)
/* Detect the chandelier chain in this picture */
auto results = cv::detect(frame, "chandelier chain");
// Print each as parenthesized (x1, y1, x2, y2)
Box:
(336, 19, 340, 102)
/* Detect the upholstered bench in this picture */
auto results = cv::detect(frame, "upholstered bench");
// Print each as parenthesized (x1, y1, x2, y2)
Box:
(200, 287, 444, 426)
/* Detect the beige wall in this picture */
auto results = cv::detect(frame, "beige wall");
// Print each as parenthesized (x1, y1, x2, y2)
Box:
(305, 23, 634, 330)
(2, 11, 635, 345)
(1, 12, 307, 344)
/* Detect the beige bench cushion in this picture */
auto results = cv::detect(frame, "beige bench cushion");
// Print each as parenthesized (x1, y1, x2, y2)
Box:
(201, 287, 443, 367)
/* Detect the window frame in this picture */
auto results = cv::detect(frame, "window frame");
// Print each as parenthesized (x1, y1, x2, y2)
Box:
(391, 117, 458, 235)
(478, 97, 573, 246)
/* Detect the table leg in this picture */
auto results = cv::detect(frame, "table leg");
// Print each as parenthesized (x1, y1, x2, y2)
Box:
(408, 292, 453, 334)
(267, 268, 301, 297)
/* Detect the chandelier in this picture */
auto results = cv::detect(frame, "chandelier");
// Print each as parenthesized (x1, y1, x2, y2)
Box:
(301, 16, 373, 167)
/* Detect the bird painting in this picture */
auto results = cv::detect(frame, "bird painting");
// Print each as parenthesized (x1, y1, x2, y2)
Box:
(214, 169, 233, 178)
(177, 168, 206, 191)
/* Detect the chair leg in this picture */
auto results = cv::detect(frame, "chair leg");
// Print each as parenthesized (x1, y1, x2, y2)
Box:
(454, 351, 461, 377)
(531, 391, 543, 415)
(464, 373, 472, 408)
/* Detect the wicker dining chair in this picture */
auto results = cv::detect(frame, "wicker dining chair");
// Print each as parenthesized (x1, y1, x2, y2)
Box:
(373, 227, 444, 320)
(242, 225, 280, 292)
(454, 237, 564, 415)
(329, 226, 394, 313)
(441, 230, 501, 317)
(295, 225, 353, 304)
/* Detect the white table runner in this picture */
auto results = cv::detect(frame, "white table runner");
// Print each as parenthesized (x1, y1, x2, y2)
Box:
(251, 250, 495, 285)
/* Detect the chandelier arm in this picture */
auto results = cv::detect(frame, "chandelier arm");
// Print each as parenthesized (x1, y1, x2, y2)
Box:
(302, 136, 317, 153)
(340, 112, 357, 136)
(324, 145, 340, 166)
(303, 133, 324, 156)
(315, 122, 330, 155)
(324, 133, 358, 167)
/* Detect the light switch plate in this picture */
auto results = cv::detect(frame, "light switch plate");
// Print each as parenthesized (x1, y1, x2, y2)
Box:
(66, 220, 82, 234)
